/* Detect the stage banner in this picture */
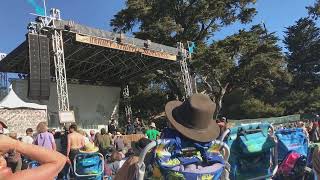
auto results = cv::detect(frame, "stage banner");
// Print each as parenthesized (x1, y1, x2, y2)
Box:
(76, 34, 177, 61)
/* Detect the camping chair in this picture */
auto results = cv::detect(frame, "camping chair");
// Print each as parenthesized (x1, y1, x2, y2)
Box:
(274, 128, 310, 180)
(137, 138, 230, 180)
(73, 152, 104, 180)
(220, 123, 278, 180)
(275, 128, 308, 162)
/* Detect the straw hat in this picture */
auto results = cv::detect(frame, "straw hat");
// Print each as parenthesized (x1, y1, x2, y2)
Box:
(165, 93, 220, 142)
(80, 143, 99, 153)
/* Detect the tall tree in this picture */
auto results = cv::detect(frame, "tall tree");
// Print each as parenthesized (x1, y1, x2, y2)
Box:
(111, 0, 257, 46)
(307, 0, 320, 19)
(284, 18, 320, 92)
(111, 0, 258, 120)
(195, 25, 290, 118)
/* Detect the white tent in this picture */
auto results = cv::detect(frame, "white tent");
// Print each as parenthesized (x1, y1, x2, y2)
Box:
(0, 87, 47, 136)
(0, 87, 47, 110)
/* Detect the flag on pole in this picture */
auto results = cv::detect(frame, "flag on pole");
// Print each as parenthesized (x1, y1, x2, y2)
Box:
(27, 0, 45, 16)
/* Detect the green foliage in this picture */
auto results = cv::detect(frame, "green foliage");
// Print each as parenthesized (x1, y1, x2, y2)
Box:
(113, 1, 320, 121)
(307, 0, 320, 19)
(111, 0, 257, 45)
(284, 18, 320, 92)
(195, 25, 291, 118)
(239, 98, 284, 119)
(281, 88, 320, 115)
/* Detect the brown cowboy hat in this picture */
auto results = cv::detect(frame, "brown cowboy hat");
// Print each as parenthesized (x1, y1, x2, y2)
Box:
(165, 93, 220, 142)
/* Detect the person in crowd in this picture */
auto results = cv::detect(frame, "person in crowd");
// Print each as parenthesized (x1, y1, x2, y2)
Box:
(5, 133, 22, 173)
(105, 151, 124, 177)
(217, 117, 228, 138)
(57, 125, 70, 180)
(0, 119, 7, 135)
(114, 94, 221, 179)
(114, 132, 125, 151)
(125, 120, 135, 135)
(312, 146, 320, 179)
(34, 122, 56, 151)
(21, 128, 34, 145)
(134, 118, 143, 134)
(298, 121, 309, 140)
(114, 156, 139, 180)
(311, 120, 320, 142)
(145, 122, 160, 141)
(78, 129, 90, 145)
(109, 119, 117, 135)
(50, 129, 56, 136)
(94, 128, 112, 156)
(54, 131, 62, 153)
(67, 124, 84, 164)
(89, 130, 95, 142)
(0, 134, 66, 180)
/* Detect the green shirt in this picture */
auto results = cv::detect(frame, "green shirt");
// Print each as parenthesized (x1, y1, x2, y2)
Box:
(146, 129, 160, 140)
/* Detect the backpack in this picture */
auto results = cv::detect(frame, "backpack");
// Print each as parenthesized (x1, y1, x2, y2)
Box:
(277, 151, 307, 179)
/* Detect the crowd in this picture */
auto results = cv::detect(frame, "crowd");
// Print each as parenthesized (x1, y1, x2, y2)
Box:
(0, 93, 319, 180)
(0, 113, 161, 179)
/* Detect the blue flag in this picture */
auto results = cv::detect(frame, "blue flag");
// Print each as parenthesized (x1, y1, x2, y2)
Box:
(27, 0, 45, 16)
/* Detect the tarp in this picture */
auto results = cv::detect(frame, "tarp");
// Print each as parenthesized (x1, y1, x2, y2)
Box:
(0, 87, 47, 110)
(229, 114, 301, 126)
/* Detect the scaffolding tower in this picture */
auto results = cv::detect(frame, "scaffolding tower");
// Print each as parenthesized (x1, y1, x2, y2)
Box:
(123, 85, 132, 121)
(177, 42, 193, 98)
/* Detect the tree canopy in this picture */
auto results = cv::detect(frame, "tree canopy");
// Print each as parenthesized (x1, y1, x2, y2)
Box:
(111, 0, 320, 122)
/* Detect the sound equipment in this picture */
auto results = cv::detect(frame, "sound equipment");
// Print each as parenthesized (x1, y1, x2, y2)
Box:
(27, 33, 51, 100)
(28, 34, 41, 99)
(38, 35, 50, 99)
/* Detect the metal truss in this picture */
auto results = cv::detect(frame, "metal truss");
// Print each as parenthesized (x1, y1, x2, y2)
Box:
(122, 85, 132, 121)
(52, 29, 69, 111)
(177, 42, 193, 98)
(50, 9, 70, 111)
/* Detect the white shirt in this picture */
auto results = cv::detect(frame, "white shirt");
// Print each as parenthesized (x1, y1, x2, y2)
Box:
(22, 136, 34, 144)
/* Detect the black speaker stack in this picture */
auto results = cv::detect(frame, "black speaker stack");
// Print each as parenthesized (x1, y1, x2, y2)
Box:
(27, 33, 51, 100)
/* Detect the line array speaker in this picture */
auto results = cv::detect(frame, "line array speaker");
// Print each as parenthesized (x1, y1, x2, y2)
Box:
(27, 33, 51, 100)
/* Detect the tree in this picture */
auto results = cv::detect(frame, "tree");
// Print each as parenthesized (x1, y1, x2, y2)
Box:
(111, 0, 258, 120)
(194, 25, 291, 118)
(307, 0, 320, 19)
(284, 18, 320, 92)
(111, 0, 257, 46)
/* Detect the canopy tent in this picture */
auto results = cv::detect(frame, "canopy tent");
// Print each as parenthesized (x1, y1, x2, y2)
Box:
(0, 87, 47, 136)
(0, 86, 47, 110)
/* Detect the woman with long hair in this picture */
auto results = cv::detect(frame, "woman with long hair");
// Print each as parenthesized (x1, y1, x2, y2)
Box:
(34, 122, 56, 151)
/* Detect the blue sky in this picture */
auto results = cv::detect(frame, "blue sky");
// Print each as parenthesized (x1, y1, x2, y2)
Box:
(0, 0, 318, 54)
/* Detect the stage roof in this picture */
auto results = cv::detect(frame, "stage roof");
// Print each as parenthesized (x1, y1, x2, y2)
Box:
(0, 20, 179, 86)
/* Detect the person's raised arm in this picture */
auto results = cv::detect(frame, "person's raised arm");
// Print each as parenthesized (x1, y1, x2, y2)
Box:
(0, 135, 66, 180)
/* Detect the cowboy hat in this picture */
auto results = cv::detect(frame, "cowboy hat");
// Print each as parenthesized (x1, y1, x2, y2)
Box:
(0, 118, 7, 129)
(165, 93, 220, 142)
(79, 143, 99, 153)
(150, 122, 156, 128)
